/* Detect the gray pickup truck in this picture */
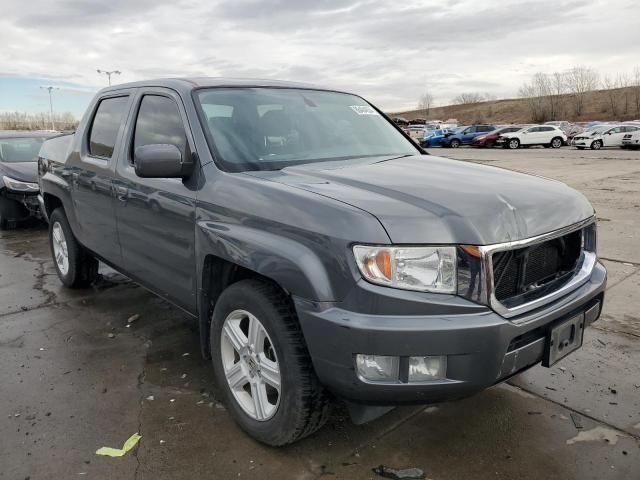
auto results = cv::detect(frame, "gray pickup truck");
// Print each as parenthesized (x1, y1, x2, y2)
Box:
(38, 78, 606, 446)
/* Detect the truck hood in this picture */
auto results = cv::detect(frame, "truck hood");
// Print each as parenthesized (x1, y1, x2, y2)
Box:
(0, 162, 38, 183)
(247, 155, 594, 245)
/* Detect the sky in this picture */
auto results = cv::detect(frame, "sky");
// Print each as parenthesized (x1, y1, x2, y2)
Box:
(1, 0, 639, 118)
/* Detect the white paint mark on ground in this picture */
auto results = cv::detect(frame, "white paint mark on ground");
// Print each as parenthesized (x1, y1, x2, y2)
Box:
(566, 426, 625, 446)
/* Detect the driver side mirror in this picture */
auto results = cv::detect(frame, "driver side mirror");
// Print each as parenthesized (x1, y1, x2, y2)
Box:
(133, 144, 193, 179)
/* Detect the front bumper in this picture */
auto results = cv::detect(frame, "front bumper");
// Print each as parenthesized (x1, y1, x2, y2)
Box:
(1, 189, 41, 221)
(295, 261, 606, 405)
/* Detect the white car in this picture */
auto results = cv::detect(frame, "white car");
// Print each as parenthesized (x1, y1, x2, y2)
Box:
(497, 125, 567, 149)
(621, 131, 640, 150)
(573, 124, 640, 150)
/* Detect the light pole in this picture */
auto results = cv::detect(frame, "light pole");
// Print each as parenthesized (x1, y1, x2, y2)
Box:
(96, 69, 121, 86)
(40, 86, 59, 130)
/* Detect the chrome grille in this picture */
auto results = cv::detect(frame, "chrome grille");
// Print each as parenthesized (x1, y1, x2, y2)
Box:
(492, 229, 582, 306)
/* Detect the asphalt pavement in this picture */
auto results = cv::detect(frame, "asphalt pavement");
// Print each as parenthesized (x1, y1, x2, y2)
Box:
(1, 146, 639, 479)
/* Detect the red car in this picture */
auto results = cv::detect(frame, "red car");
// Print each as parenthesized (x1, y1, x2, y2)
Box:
(471, 125, 527, 148)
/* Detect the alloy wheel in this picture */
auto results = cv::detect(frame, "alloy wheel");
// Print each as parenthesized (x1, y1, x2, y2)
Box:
(220, 309, 281, 421)
(52, 222, 69, 276)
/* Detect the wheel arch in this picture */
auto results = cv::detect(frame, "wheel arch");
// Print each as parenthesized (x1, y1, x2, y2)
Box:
(195, 222, 339, 358)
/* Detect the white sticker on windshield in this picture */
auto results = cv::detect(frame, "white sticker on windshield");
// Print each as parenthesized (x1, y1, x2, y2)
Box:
(350, 105, 379, 115)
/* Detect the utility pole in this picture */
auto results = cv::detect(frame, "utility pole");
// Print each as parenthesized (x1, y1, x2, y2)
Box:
(40, 86, 59, 130)
(96, 69, 121, 86)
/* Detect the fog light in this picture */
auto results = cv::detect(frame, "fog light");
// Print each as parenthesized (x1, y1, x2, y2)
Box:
(356, 354, 399, 382)
(408, 356, 447, 382)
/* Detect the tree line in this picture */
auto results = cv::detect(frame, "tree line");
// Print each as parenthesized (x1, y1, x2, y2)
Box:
(0, 111, 79, 131)
(416, 65, 640, 122)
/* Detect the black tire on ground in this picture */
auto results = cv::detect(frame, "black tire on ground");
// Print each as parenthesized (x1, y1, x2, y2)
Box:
(591, 140, 603, 150)
(485, 141, 495, 148)
(210, 279, 331, 446)
(550, 137, 563, 148)
(48, 208, 99, 288)
(0, 197, 9, 230)
(508, 138, 520, 149)
(449, 139, 461, 148)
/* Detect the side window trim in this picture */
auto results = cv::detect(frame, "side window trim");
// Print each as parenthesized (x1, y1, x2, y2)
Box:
(126, 90, 194, 168)
(125, 89, 195, 169)
(85, 94, 132, 162)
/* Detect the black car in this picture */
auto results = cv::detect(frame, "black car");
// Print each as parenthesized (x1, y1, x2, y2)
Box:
(38, 78, 606, 446)
(0, 131, 60, 228)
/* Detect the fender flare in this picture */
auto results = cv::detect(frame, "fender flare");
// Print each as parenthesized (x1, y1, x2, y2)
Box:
(195, 220, 340, 357)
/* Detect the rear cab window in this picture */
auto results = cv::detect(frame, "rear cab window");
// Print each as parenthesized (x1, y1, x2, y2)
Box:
(89, 96, 130, 158)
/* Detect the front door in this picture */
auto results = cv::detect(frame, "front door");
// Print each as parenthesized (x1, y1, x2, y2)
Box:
(113, 89, 199, 312)
(521, 126, 542, 145)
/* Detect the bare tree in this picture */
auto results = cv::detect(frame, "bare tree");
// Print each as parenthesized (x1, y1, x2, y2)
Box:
(548, 72, 566, 119)
(602, 75, 619, 116)
(618, 73, 631, 115)
(418, 90, 434, 118)
(451, 92, 484, 105)
(519, 72, 551, 122)
(565, 65, 599, 117)
(633, 67, 640, 116)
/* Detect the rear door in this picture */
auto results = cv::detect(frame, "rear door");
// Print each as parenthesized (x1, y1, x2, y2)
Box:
(538, 126, 556, 144)
(113, 88, 198, 312)
(73, 93, 134, 262)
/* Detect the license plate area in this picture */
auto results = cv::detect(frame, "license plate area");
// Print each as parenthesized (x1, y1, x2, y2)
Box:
(542, 313, 585, 367)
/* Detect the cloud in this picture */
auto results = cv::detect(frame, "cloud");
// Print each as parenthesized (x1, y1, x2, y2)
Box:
(0, 0, 638, 112)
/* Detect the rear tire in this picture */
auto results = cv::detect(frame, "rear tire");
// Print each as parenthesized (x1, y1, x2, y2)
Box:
(591, 140, 603, 150)
(508, 138, 520, 149)
(48, 208, 99, 288)
(550, 137, 563, 148)
(210, 279, 331, 446)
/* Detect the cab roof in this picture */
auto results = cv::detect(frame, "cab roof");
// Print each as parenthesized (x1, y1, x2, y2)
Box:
(100, 77, 350, 95)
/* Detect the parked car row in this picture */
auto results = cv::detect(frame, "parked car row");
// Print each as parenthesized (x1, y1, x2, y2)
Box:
(413, 120, 640, 151)
(419, 123, 568, 149)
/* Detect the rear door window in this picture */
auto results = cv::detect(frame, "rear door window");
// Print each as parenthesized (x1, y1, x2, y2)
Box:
(133, 95, 188, 160)
(89, 96, 129, 158)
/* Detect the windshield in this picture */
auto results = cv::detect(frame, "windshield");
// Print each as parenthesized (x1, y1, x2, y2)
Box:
(195, 88, 418, 172)
(0, 137, 46, 163)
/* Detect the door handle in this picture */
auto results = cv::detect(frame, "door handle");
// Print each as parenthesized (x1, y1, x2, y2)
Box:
(115, 185, 129, 202)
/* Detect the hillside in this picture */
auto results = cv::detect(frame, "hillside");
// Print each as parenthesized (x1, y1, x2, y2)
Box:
(390, 86, 640, 125)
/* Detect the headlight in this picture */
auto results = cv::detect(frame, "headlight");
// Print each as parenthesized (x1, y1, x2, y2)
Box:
(353, 245, 457, 293)
(2, 176, 39, 192)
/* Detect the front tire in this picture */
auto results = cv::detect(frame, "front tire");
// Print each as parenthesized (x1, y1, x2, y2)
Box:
(48, 208, 99, 288)
(210, 279, 330, 446)
(591, 140, 603, 150)
(449, 139, 461, 148)
(508, 138, 520, 149)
